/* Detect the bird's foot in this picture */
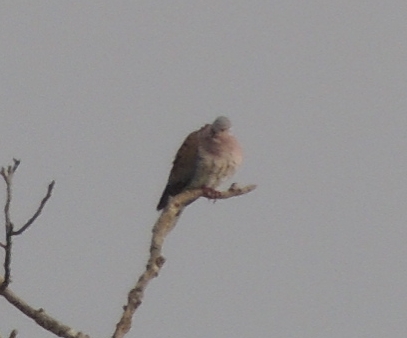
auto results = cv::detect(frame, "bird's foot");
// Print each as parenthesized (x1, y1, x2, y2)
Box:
(202, 187, 222, 201)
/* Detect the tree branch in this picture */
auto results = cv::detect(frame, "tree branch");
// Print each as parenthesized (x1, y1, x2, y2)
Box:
(0, 276, 88, 338)
(1, 162, 55, 291)
(0, 160, 88, 338)
(112, 183, 257, 338)
(1, 158, 256, 338)
(0, 160, 20, 292)
(1, 221, 13, 292)
(12, 181, 55, 236)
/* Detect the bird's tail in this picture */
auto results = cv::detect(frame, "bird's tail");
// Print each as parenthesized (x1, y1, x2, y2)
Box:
(157, 186, 170, 210)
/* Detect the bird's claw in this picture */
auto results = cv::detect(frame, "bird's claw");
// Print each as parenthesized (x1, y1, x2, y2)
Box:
(202, 187, 222, 201)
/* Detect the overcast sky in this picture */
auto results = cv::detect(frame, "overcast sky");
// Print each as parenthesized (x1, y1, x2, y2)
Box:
(1, 2, 407, 338)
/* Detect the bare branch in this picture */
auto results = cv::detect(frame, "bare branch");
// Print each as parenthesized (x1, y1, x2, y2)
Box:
(0, 276, 89, 338)
(112, 183, 256, 338)
(0, 161, 17, 291)
(1, 167, 13, 233)
(1, 161, 55, 291)
(12, 180, 55, 236)
(0, 222, 13, 292)
(0, 161, 85, 337)
(11, 159, 20, 173)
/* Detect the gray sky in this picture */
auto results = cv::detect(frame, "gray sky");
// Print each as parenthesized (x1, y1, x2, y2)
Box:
(1, 2, 407, 337)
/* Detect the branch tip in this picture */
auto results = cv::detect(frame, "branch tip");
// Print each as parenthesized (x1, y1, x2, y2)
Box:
(12, 159, 20, 173)
(13, 179, 55, 236)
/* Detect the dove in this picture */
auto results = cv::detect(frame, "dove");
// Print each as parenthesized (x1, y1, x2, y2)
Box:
(157, 116, 242, 210)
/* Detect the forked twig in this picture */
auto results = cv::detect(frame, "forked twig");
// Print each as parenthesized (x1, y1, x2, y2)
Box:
(1, 161, 55, 291)
(0, 161, 87, 338)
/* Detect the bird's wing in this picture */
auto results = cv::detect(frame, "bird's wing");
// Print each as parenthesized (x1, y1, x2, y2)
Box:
(157, 124, 209, 210)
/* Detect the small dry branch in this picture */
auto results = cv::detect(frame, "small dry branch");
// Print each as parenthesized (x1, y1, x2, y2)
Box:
(0, 160, 88, 338)
(0, 160, 55, 291)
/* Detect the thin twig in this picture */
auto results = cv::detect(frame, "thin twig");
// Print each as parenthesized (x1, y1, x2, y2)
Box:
(0, 222, 13, 292)
(1, 168, 13, 233)
(13, 181, 55, 236)
(0, 161, 16, 291)
(1, 161, 55, 290)
(0, 161, 87, 337)
(112, 183, 256, 338)
(11, 159, 20, 173)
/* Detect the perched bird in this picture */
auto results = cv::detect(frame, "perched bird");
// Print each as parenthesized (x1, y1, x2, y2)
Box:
(157, 116, 243, 210)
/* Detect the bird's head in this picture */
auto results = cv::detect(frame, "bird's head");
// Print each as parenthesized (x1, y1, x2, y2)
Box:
(211, 116, 231, 133)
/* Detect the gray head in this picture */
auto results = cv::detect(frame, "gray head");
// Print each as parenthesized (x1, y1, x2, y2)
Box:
(211, 116, 231, 133)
